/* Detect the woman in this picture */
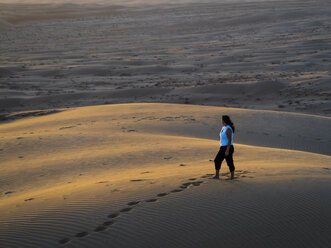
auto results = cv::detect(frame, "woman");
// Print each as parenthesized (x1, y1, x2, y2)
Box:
(213, 115, 235, 179)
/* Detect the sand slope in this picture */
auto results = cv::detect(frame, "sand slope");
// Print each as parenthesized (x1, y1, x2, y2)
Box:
(0, 103, 330, 247)
(1, 0, 331, 116)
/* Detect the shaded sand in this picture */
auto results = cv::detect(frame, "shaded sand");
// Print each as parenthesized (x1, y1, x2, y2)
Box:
(0, 103, 330, 247)
(1, 0, 331, 116)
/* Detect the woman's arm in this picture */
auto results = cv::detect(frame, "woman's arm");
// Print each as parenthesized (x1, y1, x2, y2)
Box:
(225, 128, 232, 156)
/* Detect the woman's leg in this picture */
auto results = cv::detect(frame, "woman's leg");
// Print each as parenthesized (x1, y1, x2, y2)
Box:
(225, 146, 235, 179)
(213, 148, 225, 179)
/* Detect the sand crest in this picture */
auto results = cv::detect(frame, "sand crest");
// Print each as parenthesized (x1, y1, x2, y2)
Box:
(0, 103, 330, 247)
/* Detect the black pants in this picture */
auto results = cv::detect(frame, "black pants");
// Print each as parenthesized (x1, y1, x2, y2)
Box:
(214, 145, 235, 172)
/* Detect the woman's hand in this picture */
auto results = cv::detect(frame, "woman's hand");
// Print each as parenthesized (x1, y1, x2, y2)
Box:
(225, 150, 229, 156)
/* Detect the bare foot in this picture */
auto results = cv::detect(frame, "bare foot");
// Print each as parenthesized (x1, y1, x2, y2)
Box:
(212, 176, 219, 179)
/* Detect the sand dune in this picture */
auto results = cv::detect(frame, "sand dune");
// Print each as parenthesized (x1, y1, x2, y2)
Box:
(1, 0, 330, 246)
(0, 103, 330, 247)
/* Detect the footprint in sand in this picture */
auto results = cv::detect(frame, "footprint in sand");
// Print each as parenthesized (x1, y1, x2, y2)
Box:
(182, 182, 192, 186)
(188, 178, 196, 181)
(59, 126, 76, 130)
(179, 164, 186, 167)
(94, 226, 107, 232)
(130, 179, 144, 182)
(171, 189, 183, 193)
(192, 181, 203, 186)
(127, 201, 140, 206)
(322, 167, 330, 170)
(120, 207, 133, 212)
(241, 170, 251, 174)
(201, 174, 214, 178)
(108, 213, 119, 218)
(75, 231, 89, 238)
(103, 220, 114, 226)
(5, 191, 14, 195)
(97, 181, 109, 184)
(220, 172, 230, 176)
(59, 238, 71, 244)
(157, 193, 168, 197)
(145, 198, 158, 203)
(24, 198, 34, 202)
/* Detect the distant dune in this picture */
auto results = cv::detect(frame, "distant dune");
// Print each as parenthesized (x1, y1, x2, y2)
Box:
(0, 103, 330, 247)
(1, 0, 330, 116)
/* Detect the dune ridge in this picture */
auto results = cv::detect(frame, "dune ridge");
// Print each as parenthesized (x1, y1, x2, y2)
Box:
(0, 103, 330, 247)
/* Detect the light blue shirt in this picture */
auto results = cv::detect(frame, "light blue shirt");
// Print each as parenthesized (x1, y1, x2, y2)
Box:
(220, 125, 233, 146)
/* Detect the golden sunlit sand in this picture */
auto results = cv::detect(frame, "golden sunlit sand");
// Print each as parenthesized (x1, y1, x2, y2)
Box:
(1, 0, 331, 246)
(0, 103, 330, 247)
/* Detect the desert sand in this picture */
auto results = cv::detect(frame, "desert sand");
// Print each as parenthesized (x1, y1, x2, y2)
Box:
(0, 103, 330, 247)
(1, 0, 331, 247)
(1, 0, 331, 118)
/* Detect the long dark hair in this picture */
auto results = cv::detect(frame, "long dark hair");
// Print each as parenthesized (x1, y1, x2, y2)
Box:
(222, 115, 235, 133)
